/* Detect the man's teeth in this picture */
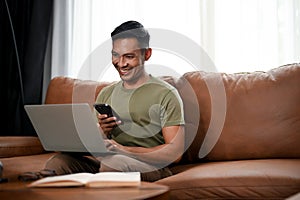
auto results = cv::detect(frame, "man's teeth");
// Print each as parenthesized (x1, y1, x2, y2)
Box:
(121, 69, 130, 73)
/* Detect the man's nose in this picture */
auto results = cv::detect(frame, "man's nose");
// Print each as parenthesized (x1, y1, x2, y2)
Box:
(117, 56, 128, 67)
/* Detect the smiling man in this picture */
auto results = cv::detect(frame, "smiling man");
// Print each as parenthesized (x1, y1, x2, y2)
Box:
(45, 21, 185, 182)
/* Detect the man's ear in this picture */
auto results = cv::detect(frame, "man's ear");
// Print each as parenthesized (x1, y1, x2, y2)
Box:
(144, 48, 152, 61)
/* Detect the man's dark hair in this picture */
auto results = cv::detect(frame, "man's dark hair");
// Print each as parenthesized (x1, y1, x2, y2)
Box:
(111, 20, 150, 49)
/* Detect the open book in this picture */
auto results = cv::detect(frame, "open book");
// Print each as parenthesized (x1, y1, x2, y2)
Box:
(28, 172, 141, 188)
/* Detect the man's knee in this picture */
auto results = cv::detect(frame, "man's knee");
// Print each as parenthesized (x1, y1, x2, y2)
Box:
(45, 153, 75, 175)
(45, 153, 99, 175)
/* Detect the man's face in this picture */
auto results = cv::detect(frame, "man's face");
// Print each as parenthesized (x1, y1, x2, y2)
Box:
(111, 38, 147, 83)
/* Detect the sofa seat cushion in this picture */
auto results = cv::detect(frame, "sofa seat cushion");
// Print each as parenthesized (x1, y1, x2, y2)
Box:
(156, 159, 300, 199)
(0, 137, 46, 158)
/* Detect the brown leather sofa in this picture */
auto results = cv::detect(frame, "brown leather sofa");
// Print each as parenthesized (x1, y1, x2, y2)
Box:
(1, 63, 300, 199)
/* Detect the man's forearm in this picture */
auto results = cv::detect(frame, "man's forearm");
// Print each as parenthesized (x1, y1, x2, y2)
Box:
(122, 143, 183, 165)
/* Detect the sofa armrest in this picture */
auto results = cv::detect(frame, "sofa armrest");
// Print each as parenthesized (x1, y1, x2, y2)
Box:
(0, 137, 46, 158)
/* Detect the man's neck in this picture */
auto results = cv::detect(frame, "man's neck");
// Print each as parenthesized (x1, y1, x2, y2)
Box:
(123, 73, 150, 89)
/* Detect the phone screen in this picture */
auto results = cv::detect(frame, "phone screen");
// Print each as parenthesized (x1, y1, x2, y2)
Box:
(93, 103, 121, 120)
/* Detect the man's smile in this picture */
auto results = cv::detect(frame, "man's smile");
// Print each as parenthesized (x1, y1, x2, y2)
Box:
(119, 67, 132, 76)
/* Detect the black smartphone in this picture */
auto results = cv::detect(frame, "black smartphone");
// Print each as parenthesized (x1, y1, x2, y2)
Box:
(93, 103, 122, 121)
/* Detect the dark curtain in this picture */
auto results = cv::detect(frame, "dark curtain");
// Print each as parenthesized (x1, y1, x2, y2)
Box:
(0, 0, 53, 136)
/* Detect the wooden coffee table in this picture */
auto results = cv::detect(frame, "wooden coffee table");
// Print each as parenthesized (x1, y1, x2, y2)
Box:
(0, 180, 169, 200)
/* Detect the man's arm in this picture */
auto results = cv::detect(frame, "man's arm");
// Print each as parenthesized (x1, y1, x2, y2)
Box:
(105, 125, 185, 165)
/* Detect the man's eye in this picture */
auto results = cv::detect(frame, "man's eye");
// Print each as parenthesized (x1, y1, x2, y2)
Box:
(125, 55, 134, 59)
(112, 53, 119, 57)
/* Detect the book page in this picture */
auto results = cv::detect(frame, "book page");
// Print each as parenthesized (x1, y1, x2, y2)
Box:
(29, 172, 141, 188)
(86, 172, 141, 188)
(29, 173, 94, 187)
(88, 172, 140, 182)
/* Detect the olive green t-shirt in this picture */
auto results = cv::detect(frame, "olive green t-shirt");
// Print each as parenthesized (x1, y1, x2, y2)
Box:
(95, 76, 185, 148)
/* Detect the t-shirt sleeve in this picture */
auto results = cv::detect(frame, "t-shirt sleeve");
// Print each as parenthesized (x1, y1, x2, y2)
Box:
(161, 88, 185, 127)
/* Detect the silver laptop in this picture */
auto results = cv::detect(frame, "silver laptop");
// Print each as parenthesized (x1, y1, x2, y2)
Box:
(24, 103, 114, 156)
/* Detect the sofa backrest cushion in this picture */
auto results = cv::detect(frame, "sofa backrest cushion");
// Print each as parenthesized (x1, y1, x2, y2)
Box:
(45, 76, 111, 105)
(45, 75, 177, 105)
(177, 63, 300, 162)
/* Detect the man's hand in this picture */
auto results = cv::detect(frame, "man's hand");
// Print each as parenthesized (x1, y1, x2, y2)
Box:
(97, 114, 122, 138)
(104, 139, 126, 153)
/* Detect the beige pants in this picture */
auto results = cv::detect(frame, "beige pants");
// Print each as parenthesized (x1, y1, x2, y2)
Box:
(45, 153, 172, 182)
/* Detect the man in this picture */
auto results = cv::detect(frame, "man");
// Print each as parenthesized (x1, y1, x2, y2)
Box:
(45, 21, 185, 182)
